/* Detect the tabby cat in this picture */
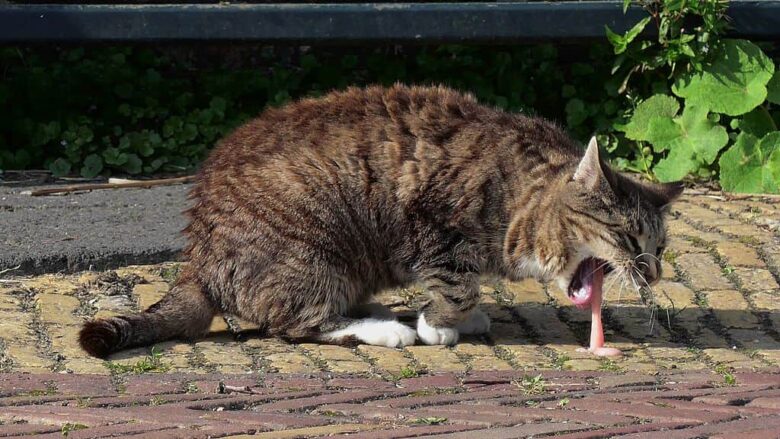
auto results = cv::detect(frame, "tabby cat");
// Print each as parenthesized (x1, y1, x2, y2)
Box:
(79, 85, 682, 357)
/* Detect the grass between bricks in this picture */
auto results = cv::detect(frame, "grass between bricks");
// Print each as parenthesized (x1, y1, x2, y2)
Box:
(106, 347, 170, 374)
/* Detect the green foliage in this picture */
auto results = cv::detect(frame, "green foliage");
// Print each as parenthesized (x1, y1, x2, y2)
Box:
(719, 132, 780, 193)
(610, 0, 780, 193)
(0, 44, 609, 176)
(105, 346, 169, 374)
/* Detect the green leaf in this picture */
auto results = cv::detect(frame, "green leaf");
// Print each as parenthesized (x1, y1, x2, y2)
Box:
(80, 154, 103, 178)
(103, 147, 128, 166)
(719, 132, 780, 194)
(49, 158, 71, 177)
(767, 68, 780, 105)
(649, 105, 729, 181)
(123, 154, 142, 174)
(673, 39, 775, 116)
(619, 94, 680, 141)
(623, 0, 631, 13)
(606, 17, 650, 55)
(739, 107, 777, 138)
(565, 98, 588, 126)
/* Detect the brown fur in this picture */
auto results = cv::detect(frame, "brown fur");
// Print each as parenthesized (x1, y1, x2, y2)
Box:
(79, 85, 681, 358)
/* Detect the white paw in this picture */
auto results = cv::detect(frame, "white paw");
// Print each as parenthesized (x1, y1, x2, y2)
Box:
(322, 319, 416, 348)
(455, 308, 491, 335)
(417, 313, 459, 346)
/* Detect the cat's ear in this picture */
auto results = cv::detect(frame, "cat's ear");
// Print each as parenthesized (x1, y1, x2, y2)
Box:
(642, 181, 685, 210)
(573, 136, 607, 189)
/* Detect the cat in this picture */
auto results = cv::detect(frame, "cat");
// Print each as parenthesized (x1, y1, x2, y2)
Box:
(79, 84, 682, 357)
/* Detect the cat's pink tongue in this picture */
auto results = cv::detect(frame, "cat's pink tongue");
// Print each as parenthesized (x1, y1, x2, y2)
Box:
(578, 262, 622, 357)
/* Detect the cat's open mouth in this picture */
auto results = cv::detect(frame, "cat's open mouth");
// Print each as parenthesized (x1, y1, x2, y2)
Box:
(567, 257, 611, 309)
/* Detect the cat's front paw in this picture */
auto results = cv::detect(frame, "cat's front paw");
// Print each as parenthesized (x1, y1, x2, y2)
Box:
(367, 321, 418, 348)
(455, 308, 491, 335)
(417, 313, 459, 346)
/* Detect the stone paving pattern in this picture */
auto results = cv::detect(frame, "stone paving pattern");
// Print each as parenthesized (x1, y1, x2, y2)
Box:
(0, 191, 779, 437)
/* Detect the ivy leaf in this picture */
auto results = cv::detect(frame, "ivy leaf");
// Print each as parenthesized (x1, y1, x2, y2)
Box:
(648, 105, 729, 182)
(618, 94, 679, 141)
(719, 132, 780, 194)
(80, 154, 103, 178)
(49, 158, 71, 177)
(767, 68, 780, 105)
(673, 39, 774, 116)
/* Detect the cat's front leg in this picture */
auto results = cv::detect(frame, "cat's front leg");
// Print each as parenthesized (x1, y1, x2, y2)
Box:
(416, 271, 489, 345)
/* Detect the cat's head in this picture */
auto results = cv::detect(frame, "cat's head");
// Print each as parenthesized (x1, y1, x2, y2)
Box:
(554, 136, 683, 304)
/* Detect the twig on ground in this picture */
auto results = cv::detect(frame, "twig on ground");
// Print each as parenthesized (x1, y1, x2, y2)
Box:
(23, 176, 196, 197)
(0, 265, 21, 278)
(217, 383, 262, 395)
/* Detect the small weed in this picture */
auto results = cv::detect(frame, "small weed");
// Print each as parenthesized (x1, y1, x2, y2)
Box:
(662, 249, 678, 264)
(61, 423, 88, 437)
(149, 396, 165, 406)
(75, 397, 92, 408)
(685, 346, 702, 355)
(721, 266, 735, 275)
(694, 294, 709, 308)
(688, 236, 712, 248)
(317, 410, 343, 417)
(185, 382, 200, 394)
(159, 264, 182, 284)
(398, 366, 420, 379)
(715, 364, 737, 386)
(553, 354, 570, 370)
(411, 417, 447, 425)
(599, 358, 622, 372)
(738, 236, 761, 246)
(514, 374, 546, 395)
(524, 400, 541, 407)
(106, 347, 169, 374)
(557, 397, 570, 408)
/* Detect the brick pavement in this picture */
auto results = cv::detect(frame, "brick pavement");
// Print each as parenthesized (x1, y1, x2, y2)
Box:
(0, 191, 779, 437)
(0, 370, 778, 438)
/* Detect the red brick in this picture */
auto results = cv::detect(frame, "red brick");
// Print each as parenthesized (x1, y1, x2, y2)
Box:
(553, 422, 698, 438)
(330, 424, 482, 439)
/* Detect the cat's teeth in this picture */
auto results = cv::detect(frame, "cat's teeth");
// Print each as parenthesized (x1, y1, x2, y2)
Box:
(574, 287, 588, 298)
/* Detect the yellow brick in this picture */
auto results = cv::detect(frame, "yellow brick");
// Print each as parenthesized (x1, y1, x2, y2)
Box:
(676, 254, 733, 290)
(505, 279, 548, 305)
(406, 345, 467, 373)
(0, 314, 33, 341)
(64, 358, 110, 374)
(733, 267, 779, 292)
(715, 242, 765, 267)
(133, 282, 169, 310)
(300, 344, 371, 373)
(705, 290, 759, 329)
(5, 345, 52, 370)
(456, 343, 513, 371)
(37, 293, 81, 325)
(208, 316, 230, 334)
(357, 345, 414, 375)
(751, 291, 780, 310)
(657, 281, 697, 309)
(515, 307, 577, 344)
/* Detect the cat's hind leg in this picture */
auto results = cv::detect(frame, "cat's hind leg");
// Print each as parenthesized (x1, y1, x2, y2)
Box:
(318, 315, 417, 348)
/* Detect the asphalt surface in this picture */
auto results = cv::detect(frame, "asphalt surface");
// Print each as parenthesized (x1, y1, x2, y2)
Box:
(0, 183, 191, 275)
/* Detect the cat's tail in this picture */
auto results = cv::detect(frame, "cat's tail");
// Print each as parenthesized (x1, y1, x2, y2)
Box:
(78, 279, 216, 358)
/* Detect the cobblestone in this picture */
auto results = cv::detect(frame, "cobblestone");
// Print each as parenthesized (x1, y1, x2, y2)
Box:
(1, 191, 779, 435)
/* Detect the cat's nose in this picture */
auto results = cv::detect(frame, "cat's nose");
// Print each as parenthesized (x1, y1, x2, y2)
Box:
(642, 260, 660, 286)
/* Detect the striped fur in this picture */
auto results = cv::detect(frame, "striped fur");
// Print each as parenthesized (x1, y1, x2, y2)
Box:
(79, 85, 682, 357)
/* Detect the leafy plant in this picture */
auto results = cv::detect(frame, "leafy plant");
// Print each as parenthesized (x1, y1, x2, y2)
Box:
(514, 374, 547, 395)
(609, 0, 780, 193)
(105, 346, 169, 374)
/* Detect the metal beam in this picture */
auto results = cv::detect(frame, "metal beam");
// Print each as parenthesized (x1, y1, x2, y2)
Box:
(0, 1, 778, 43)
